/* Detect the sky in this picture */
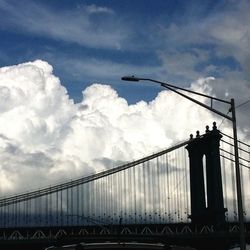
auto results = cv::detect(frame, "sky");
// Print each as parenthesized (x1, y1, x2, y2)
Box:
(0, 0, 249, 194)
(0, 0, 249, 103)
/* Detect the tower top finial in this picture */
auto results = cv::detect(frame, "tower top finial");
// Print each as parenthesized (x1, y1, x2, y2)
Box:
(206, 125, 210, 133)
(196, 130, 200, 138)
(213, 121, 217, 131)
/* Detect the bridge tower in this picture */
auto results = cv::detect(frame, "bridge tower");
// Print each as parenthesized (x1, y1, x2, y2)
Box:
(186, 122, 226, 228)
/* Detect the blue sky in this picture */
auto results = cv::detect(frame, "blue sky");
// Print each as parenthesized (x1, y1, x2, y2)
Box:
(0, 0, 249, 105)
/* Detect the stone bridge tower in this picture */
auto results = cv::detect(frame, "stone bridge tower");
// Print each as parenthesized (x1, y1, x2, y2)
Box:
(186, 122, 226, 228)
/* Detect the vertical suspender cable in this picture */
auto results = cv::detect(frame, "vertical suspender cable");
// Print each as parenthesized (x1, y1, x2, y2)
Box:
(60, 190, 63, 225)
(89, 182, 91, 222)
(106, 175, 111, 223)
(117, 171, 120, 222)
(114, 172, 117, 222)
(112, 173, 115, 223)
(166, 153, 170, 222)
(104, 176, 107, 222)
(138, 163, 141, 223)
(124, 169, 129, 223)
(71, 183, 73, 225)
(162, 154, 167, 222)
(66, 188, 69, 225)
(119, 170, 124, 222)
(83, 184, 85, 223)
(174, 150, 178, 222)
(183, 147, 187, 221)
(45, 191, 48, 226)
(76, 184, 79, 225)
(180, 148, 184, 221)
(128, 167, 132, 223)
(14, 197, 17, 227)
(110, 173, 113, 222)
(147, 160, 152, 223)
(177, 149, 181, 221)
(111, 173, 114, 223)
(151, 159, 155, 224)
(183, 147, 188, 221)
(143, 162, 146, 223)
(133, 165, 137, 224)
(156, 156, 161, 223)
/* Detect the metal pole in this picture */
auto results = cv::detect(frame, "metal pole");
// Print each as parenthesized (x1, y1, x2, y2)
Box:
(231, 98, 246, 250)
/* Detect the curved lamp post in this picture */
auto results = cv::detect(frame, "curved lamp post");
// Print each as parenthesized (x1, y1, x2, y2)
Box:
(121, 75, 246, 250)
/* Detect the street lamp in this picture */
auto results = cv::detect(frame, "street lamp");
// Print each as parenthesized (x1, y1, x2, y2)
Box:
(121, 75, 246, 250)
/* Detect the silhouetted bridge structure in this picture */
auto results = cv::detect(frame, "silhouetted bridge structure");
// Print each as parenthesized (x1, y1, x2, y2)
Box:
(0, 123, 249, 250)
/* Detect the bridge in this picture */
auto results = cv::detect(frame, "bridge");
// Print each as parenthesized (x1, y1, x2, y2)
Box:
(0, 122, 249, 250)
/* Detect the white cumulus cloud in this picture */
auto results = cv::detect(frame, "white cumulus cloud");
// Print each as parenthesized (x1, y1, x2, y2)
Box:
(0, 60, 248, 196)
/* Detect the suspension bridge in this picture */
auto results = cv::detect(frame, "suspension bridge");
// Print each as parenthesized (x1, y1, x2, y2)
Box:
(0, 122, 249, 250)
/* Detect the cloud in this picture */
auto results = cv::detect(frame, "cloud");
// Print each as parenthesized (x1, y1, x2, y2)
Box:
(205, 0, 250, 74)
(156, 0, 250, 81)
(0, 0, 126, 50)
(85, 4, 114, 15)
(153, 0, 250, 137)
(157, 49, 209, 82)
(0, 60, 248, 196)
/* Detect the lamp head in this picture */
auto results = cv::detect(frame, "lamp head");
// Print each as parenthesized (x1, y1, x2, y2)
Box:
(121, 76, 140, 82)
